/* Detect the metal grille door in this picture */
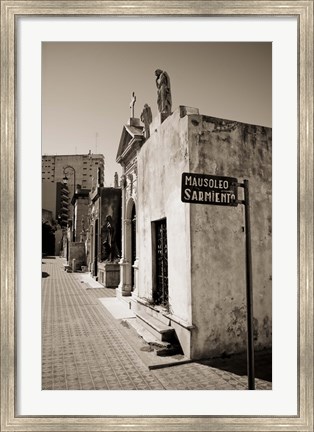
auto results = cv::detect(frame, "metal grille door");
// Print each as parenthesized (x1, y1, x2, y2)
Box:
(155, 219, 168, 306)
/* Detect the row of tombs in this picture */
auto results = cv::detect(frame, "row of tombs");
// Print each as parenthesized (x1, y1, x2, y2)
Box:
(61, 105, 272, 361)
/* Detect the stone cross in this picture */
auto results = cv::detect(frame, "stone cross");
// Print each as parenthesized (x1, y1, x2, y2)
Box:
(129, 92, 136, 118)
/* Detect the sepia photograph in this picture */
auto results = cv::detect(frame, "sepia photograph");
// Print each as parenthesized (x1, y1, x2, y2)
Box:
(2, 1, 312, 429)
(41, 41, 272, 391)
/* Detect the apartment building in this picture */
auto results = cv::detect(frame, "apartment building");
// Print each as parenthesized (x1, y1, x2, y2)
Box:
(42, 152, 105, 221)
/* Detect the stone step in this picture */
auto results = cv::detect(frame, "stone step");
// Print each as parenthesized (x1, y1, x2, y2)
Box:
(127, 319, 171, 348)
(136, 311, 175, 342)
(123, 318, 182, 357)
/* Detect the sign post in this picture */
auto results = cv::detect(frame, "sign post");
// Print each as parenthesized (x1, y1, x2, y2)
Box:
(181, 172, 255, 390)
(242, 179, 255, 390)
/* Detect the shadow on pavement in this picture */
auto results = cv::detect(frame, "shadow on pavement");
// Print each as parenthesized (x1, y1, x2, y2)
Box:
(42, 255, 56, 259)
(198, 349, 272, 382)
(42, 272, 50, 278)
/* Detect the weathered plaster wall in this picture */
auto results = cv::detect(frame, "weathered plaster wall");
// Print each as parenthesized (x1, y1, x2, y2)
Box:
(137, 108, 271, 360)
(75, 196, 89, 239)
(69, 242, 86, 269)
(137, 110, 193, 326)
(188, 116, 272, 359)
(54, 227, 63, 256)
(42, 182, 57, 219)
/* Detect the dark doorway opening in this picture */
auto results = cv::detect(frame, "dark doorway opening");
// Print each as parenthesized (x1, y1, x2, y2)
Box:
(42, 221, 55, 256)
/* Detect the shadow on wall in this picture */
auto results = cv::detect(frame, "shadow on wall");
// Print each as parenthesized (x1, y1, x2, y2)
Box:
(42, 272, 50, 278)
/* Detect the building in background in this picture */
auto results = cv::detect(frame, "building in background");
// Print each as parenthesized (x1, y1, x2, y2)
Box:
(42, 152, 105, 260)
(42, 152, 105, 219)
(42, 151, 105, 191)
(56, 183, 69, 229)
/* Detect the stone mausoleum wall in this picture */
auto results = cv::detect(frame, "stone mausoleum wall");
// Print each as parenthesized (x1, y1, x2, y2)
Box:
(137, 109, 193, 358)
(75, 195, 90, 240)
(69, 242, 86, 270)
(187, 114, 272, 359)
(137, 106, 272, 360)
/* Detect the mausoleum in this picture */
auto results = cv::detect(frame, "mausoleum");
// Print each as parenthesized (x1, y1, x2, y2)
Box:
(116, 73, 272, 360)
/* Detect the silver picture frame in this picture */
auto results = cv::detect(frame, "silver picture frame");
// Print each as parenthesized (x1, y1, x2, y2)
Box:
(1, 1, 313, 430)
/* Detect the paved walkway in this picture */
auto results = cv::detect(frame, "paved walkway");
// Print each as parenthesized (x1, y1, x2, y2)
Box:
(42, 257, 271, 391)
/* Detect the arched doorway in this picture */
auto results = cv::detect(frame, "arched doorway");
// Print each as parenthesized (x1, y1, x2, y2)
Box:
(126, 198, 137, 293)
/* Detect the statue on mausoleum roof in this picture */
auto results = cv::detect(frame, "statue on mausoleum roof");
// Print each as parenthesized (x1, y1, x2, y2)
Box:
(114, 172, 119, 188)
(140, 103, 152, 139)
(155, 69, 172, 116)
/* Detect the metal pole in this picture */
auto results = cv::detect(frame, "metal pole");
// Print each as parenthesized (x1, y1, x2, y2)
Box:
(73, 169, 76, 242)
(243, 179, 255, 390)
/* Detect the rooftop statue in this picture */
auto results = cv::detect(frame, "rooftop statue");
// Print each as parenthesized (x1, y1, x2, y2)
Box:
(140, 103, 152, 139)
(155, 69, 172, 116)
(114, 172, 119, 188)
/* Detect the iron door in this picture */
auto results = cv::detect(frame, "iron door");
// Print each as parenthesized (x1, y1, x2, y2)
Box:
(155, 219, 168, 306)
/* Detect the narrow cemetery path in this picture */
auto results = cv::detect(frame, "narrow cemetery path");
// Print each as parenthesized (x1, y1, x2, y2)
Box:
(42, 257, 271, 390)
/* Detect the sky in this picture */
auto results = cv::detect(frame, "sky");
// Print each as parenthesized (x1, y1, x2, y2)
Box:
(42, 42, 271, 186)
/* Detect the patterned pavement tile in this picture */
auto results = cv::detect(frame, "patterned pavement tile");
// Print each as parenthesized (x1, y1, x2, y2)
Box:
(42, 257, 271, 391)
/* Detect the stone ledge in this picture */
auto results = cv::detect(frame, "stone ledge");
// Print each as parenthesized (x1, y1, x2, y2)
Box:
(136, 297, 195, 331)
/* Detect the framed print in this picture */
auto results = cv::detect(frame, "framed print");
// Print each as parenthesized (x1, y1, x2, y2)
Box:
(1, 1, 313, 431)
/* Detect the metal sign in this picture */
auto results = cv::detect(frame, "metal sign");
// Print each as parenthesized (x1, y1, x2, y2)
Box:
(181, 172, 238, 206)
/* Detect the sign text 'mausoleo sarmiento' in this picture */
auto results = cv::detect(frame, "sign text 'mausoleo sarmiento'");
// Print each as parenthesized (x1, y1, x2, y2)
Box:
(181, 173, 238, 206)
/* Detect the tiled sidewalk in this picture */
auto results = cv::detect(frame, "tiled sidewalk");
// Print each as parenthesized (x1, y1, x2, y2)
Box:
(42, 257, 271, 390)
